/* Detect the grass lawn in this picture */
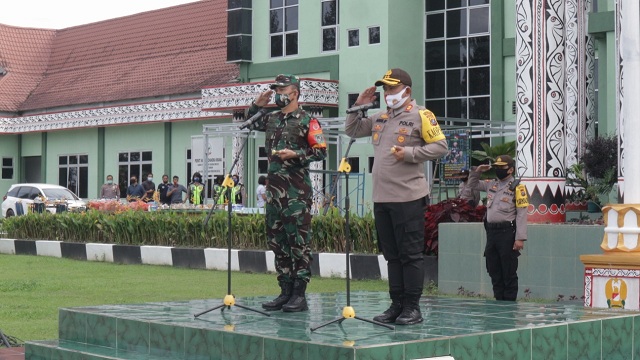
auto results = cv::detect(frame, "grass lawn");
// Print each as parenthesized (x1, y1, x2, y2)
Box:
(0, 254, 389, 342)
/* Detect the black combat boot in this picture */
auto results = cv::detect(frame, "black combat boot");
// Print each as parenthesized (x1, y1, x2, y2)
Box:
(281, 279, 308, 312)
(395, 294, 423, 325)
(262, 281, 292, 311)
(373, 293, 403, 323)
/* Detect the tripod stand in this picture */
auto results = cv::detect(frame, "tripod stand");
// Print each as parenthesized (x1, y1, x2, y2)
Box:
(311, 138, 394, 331)
(194, 127, 270, 319)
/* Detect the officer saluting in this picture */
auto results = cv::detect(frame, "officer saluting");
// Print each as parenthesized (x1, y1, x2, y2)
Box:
(468, 155, 528, 301)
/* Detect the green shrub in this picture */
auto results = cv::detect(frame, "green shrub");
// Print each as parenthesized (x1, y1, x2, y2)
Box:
(2, 209, 379, 253)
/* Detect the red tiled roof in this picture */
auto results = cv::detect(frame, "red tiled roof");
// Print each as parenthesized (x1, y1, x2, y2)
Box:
(0, 0, 238, 112)
(0, 25, 56, 111)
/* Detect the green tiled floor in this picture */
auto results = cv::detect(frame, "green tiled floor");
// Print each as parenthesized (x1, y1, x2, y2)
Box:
(25, 292, 640, 360)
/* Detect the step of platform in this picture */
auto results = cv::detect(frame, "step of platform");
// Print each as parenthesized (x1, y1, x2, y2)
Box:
(23, 293, 640, 360)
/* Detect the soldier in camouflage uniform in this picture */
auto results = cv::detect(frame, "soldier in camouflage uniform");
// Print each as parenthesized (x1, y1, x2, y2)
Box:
(247, 74, 327, 312)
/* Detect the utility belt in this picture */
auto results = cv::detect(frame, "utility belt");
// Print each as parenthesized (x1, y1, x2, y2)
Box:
(484, 219, 516, 230)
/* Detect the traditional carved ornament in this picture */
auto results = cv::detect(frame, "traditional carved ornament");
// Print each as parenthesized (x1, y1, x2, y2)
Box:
(201, 78, 339, 111)
(0, 99, 229, 134)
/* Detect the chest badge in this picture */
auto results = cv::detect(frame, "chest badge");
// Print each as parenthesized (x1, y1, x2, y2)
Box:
(374, 124, 382, 131)
(405, 104, 413, 112)
(373, 133, 379, 141)
(399, 128, 409, 134)
(397, 135, 405, 143)
(381, 114, 389, 120)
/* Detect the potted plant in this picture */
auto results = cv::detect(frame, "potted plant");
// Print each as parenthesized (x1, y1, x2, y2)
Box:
(565, 135, 618, 212)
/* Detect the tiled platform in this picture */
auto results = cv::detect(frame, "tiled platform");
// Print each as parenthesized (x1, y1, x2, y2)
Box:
(25, 291, 640, 359)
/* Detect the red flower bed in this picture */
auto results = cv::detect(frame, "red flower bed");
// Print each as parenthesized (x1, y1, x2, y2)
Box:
(424, 198, 486, 256)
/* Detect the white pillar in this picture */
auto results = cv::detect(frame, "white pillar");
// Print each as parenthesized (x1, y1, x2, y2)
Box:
(621, 0, 640, 203)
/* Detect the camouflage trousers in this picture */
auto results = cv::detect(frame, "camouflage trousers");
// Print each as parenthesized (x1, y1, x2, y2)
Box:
(265, 197, 313, 283)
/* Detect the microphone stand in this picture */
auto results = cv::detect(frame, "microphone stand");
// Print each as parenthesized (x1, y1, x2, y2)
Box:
(194, 124, 270, 319)
(311, 130, 394, 332)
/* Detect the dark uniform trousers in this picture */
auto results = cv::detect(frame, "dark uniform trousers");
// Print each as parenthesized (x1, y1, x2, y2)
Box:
(374, 197, 426, 298)
(484, 221, 519, 301)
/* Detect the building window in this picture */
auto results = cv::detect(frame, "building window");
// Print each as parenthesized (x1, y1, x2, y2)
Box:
(186, 149, 192, 183)
(348, 29, 359, 47)
(2, 157, 13, 179)
(59, 155, 88, 198)
(369, 26, 380, 44)
(321, 0, 339, 52)
(425, 1, 491, 120)
(118, 151, 152, 198)
(368, 26, 380, 45)
(270, 0, 299, 57)
(258, 146, 269, 176)
(368, 157, 374, 174)
(227, 0, 253, 62)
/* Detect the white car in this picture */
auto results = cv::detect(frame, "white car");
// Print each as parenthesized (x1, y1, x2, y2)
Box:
(1, 183, 87, 218)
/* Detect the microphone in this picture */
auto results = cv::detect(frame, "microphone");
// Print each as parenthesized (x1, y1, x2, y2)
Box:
(239, 108, 269, 130)
(346, 101, 379, 114)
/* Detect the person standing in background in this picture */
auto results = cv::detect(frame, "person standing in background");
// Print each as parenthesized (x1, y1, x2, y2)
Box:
(157, 175, 171, 205)
(141, 173, 155, 202)
(468, 155, 528, 301)
(100, 174, 119, 199)
(256, 175, 267, 208)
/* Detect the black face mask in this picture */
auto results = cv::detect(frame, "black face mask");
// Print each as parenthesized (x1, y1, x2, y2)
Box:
(495, 168, 511, 180)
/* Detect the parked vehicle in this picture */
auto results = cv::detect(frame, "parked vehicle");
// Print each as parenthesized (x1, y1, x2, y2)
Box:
(1, 183, 87, 218)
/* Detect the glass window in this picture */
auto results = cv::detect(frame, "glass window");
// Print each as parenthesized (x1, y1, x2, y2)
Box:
(447, 99, 467, 118)
(368, 26, 380, 44)
(348, 29, 359, 47)
(426, 13, 445, 39)
(270, 0, 298, 57)
(447, 0, 467, 8)
(2, 157, 13, 180)
(469, 7, 489, 34)
(468, 36, 490, 65)
(426, 0, 445, 11)
(425, 71, 446, 99)
(446, 69, 467, 97)
(425, 41, 445, 70)
(286, 33, 298, 55)
(425, 2, 490, 120)
(426, 100, 446, 117)
(446, 9, 467, 37)
(469, 96, 490, 120)
(446, 38, 467, 68)
(321, 0, 339, 52)
(322, 0, 337, 26)
(468, 66, 490, 95)
(58, 154, 89, 198)
(118, 151, 153, 198)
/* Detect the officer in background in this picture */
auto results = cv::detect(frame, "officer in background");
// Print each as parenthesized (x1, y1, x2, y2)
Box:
(247, 74, 327, 312)
(468, 155, 528, 301)
(455, 167, 480, 207)
(346, 68, 448, 325)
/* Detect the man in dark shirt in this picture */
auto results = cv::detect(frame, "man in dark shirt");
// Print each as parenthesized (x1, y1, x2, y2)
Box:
(141, 173, 156, 202)
(157, 174, 171, 205)
(126, 176, 145, 202)
(167, 176, 188, 204)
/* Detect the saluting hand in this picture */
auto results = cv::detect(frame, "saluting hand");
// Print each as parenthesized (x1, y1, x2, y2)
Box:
(354, 86, 377, 106)
(476, 164, 491, 173)
(255, 90, 274, 107)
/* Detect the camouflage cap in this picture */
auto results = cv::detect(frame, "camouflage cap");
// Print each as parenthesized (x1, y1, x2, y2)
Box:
(270, 74, 300, 89)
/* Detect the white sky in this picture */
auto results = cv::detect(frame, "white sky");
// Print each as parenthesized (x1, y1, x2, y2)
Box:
(0, 0, 200, 29)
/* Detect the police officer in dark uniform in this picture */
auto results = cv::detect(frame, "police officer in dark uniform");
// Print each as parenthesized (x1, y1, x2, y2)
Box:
(468, 155, 528, 301)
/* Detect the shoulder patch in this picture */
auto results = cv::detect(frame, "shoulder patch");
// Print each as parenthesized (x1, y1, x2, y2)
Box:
(419, 109, 445, 143)
(515, 184, 529, 208)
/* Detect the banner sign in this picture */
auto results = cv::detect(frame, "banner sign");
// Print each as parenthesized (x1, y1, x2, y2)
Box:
(191, 135, 224, 177)
(441, 130, 471, 185)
